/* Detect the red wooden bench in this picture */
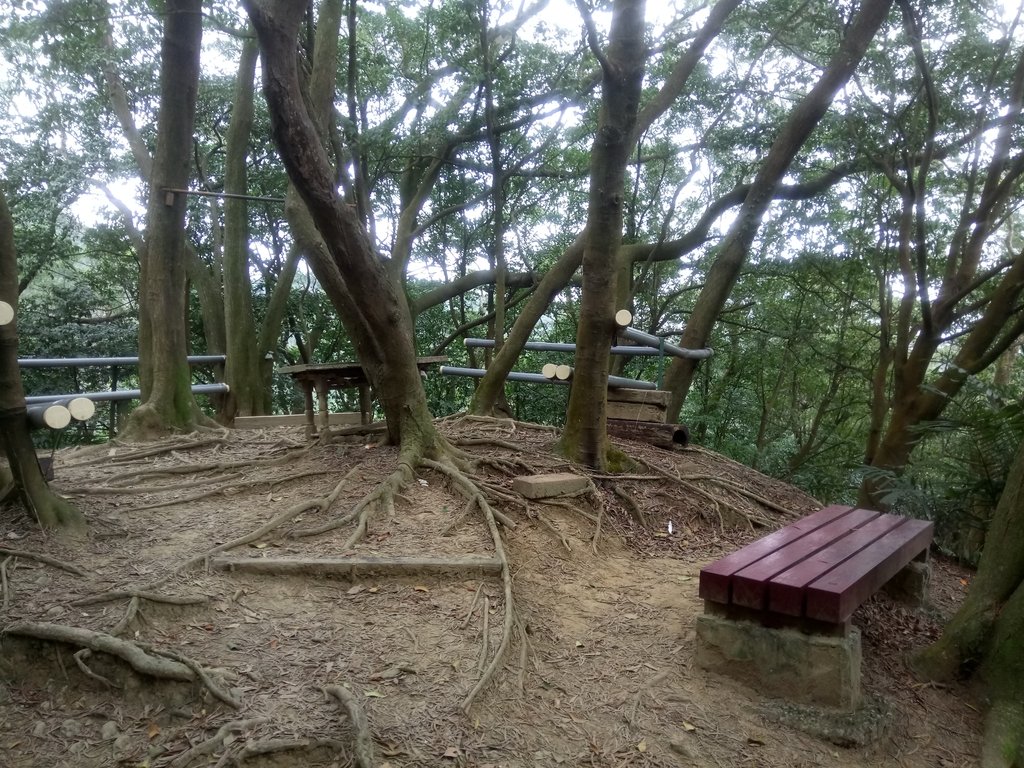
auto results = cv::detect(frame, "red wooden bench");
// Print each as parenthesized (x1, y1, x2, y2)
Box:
(699, 504, 933, 629)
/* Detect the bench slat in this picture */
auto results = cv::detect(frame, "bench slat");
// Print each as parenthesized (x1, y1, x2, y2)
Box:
(699, 504, 854, 603)
(731, 508, 880, 611)
(767, 514, 907, 617)
(804, 519, 934, 623)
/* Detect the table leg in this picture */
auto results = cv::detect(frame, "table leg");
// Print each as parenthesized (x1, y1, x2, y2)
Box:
(316, 379, 329, 433)
(359, 384, 372, 425)
(302, 383, 315, 438)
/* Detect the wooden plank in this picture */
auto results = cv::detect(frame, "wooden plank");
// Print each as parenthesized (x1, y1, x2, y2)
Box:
(606, 388, 670, 406)
(730, 508, 880, 611)
(605, 401, 666, 423)
(698, 505, 855, 603)
(235, 413, 362, 429)
(767, 513, 906, 617)
(805, 519, 934, 623)
(211, 555, 502, 578)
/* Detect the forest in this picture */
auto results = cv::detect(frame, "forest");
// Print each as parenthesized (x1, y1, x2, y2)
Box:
(2, 0, 1024, 766)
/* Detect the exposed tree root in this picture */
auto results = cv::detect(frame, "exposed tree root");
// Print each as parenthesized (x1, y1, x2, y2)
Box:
(461, 583, 484, 628)
(72, 648, 119, 689)
(168, 717, 270, 768)
(61, 437, 228, 469)
(211, 555, 503, 578)
(421, 458, 517, 712)
(3, 621, 238, 708)
(0, 546, 88, 576)
(531, 507, 572, 551)
(588, 480, 606, 553)
(102, 446, 310, 486)
(322, 684, 375, 768)
(611, 485, 645, 524)
(72, 590, 208, 608)
(236, 738, 346, 762)
(64, 473, 243, 496)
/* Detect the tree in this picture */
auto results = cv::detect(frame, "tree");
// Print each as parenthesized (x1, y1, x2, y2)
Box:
(914, 433, 1024, 767)
(0, 186, 85, 529)
(663, 0, 896, 422)
(857, 3, 1024, 507)
(121, 0, 210, 438)
(243, 0, 447, 460)
(558, 0, 647, 469)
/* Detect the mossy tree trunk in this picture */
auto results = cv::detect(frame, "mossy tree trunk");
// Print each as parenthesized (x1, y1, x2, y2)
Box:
(123, 0, 207, 440)
(244, 0, 444, 458)
(914, 435, 1024, 766)
(0, 188, 85, 529)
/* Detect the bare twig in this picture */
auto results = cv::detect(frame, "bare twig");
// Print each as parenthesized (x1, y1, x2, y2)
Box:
(0, 547, 88, 576)
(72, 649, 120, 689)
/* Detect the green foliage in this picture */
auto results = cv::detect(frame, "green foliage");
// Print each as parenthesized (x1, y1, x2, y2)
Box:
(863, 386, 1024, 564)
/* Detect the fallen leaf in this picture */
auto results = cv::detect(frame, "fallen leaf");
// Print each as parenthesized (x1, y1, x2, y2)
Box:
(676, 575, 692, 582)
(414, 586, 429, 593)
(250, 542, 270, 549)
(147, 722, 160, 739)
(636, 739, 647, 752)
(364, 690, 384, 698)
(682, 721, 697, 731)
(368, 586, 379, 593)
(574, 641, 584, 648)
(443, 746, 460, 758)
(347, 585, 366, 595)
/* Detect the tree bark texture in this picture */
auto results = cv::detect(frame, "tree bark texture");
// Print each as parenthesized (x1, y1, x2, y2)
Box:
(222, 34, 265, 419)
(124, 0, 205, 439)
(245, 0, 441, 453)
(663, 0, 895, 423)
(0, 189, 85, 529)
(559, 0, 647, 469)
(915, 437, 1024, 766)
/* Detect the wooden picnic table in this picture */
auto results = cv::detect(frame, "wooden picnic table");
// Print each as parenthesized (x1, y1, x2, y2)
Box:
(278, 356, 447, 437)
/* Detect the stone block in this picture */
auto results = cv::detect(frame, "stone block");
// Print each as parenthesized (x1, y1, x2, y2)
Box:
(512, 473, 589, 499)
(695, 613, 862, 711)
(882, 559, 930, 608)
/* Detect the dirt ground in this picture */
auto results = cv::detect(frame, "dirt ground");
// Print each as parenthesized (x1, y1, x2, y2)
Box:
(0, 418, 982, 767)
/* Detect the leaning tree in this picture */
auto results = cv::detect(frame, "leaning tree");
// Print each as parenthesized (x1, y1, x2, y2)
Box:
(914, 431, 1024, 767)
(0, 187, 85, 529)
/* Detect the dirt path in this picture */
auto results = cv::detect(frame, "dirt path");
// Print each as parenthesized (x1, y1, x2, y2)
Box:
(0, 423, 981, 766)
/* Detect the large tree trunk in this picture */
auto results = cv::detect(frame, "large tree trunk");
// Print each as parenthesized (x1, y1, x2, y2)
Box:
(222, 35, 264, 420)
(0, 189, 85, 529)
(122, 0, 207, 440)
(914, 435, 1024, 767)
(558, 0, 647, 469)
(663, 0, 895, 423)
(468, 0, 739, 418)
(244, 0, 442, 455)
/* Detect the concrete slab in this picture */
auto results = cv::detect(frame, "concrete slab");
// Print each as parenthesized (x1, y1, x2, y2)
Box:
(695, 613, 862, 711)
(512, 472, 590, 499)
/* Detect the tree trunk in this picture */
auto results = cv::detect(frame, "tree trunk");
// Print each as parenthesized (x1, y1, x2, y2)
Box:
(557, 0, 647, 469)
(663, 0, 895, 423)
(469, 0, 738, 418)
(0, 189, 85, 529)
(245, 0, 442, 454)
(914, 436, 1024, 766)
(222, 35, 264, 420)
(123, 0, 207, 440)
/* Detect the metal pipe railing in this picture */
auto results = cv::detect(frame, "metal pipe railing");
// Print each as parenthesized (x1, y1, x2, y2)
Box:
(25, 383, 230, 405)
(18, 354, 226, 368)
(440, 366, 657, 390)
(465, 338, 672, 356)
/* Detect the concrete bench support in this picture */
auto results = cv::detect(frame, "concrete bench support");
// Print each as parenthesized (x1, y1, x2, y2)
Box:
(695, 611, 862, 711)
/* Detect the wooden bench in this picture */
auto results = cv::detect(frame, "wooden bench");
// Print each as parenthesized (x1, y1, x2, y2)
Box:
(700, 504, 933, 630)
(695, 505, 933, 709)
